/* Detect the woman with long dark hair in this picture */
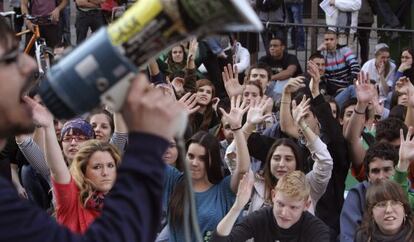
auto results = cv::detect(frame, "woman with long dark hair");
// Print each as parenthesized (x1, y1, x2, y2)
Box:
(165, 96, 250, 241)
(240, 96, 333, 215)
(395, 48, 414, 84)
(189, 79, 220, 134)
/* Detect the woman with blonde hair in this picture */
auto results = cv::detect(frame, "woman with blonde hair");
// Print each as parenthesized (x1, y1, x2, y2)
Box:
(33, 102, 122, 233)
(68, 140, 121, 212)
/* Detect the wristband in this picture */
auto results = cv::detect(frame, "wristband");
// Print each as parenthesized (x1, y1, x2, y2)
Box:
(354, 107, 365, 115)
(231, 126, 242, 131)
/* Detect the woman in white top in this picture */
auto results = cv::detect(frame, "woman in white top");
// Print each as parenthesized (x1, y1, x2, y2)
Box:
(361, 43, 396, 105)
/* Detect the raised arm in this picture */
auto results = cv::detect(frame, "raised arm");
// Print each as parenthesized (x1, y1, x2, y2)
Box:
(0, 73, 186, 242)
(395, 127, 414, 205)
(24, 96, 71, 184)
(280, 77, 305, 139)
(396, 77, 414, 128)
(344, 72, 375, 173)
(222, 63, 244, 98)
(15, 134, 51, 183)
(215, 172, 254, 238)
(220, 95, 249, 193)
(293, 96, 333, 203)
(182, 38, 198, 94)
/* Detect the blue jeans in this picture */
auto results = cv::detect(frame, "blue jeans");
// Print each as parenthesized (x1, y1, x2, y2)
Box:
(335, 85, 356, 109)
(21, 165, 52, 210)
(286, 3, 305, 48)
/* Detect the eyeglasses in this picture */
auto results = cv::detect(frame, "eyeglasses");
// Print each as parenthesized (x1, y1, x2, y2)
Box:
(61, 135, 89, 143)
(374, 200, 404, 210)
(0, 48, 20, 66)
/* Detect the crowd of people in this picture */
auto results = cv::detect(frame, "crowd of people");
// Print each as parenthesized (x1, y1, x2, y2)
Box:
(0, 0, 414, 242)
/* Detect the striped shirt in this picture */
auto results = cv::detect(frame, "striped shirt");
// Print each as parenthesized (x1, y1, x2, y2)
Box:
(322, 46, 360, 95)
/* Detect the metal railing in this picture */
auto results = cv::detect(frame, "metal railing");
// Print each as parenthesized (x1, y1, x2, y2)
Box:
(255, 21, 414, 69)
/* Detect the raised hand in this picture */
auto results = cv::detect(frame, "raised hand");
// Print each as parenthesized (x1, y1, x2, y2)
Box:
(233, 171, 254, 210)
(399, 127, 414, 168)
(307, 60, 321, 87)
(171, 77, 185, 94)
(283, 76, 305, 95)
(291, 95, 311, 128)
(355, 71, 375, 105)
(122, 73, 187, 140)
(223, 63, 244, 98)
(211, 97, 220, 112)
(369, 90, 384, 117)
(219, 95, 248, 129)
(187, 38, 198, 60)
(23, 96, 54, 128)
(246, 97, 272, 125)
(178, 92, 200, 114)
(395, 77, 414, 107)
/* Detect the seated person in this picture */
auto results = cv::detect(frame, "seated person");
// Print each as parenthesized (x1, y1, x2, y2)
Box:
(339, 140, 414, 242)
(318, 30, 360, 96)
(258, 36, 302, 101)
(356, 179, 414, 242)
(210, 170, 330, 242)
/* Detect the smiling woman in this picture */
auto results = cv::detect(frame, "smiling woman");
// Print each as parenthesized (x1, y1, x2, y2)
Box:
(189, 79, 220, 134)
(356, 179, 414, 242)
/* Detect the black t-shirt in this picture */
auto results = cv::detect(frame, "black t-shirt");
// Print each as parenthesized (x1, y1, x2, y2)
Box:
(259, 53, 303, 80)
(210, 207, 330, 242)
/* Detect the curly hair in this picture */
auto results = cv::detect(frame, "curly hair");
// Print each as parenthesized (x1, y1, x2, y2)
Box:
(363, 142, 398, 177)
(69, 140, 121, 207)
(375, 117, 408, 143)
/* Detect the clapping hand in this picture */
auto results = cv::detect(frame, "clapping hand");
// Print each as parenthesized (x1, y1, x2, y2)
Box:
(219, 95, 248, 130)
(283, 76, 305, 95)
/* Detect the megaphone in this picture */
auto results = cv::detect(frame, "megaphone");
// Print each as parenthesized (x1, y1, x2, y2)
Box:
(38, 0, 262, 119)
